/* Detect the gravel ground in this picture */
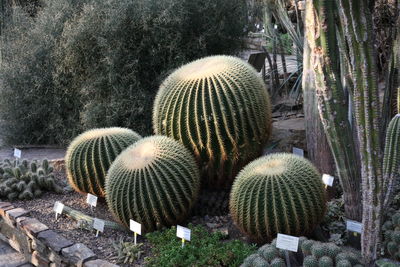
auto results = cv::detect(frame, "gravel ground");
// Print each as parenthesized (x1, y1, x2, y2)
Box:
(8, 169, 248, 266)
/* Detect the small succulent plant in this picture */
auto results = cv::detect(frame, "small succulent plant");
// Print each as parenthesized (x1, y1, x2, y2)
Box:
(112, 238, 143, 264)
(0, 159, 62, 200)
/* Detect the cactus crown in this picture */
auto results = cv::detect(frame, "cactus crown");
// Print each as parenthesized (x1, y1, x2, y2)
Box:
(153, 55, 272, 189)
(229, 153, 327, 243)
(65, 127, 141, 197)
(105, 136, 200, 232)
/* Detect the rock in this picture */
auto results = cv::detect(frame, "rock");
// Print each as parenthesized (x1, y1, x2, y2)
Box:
(84, 259, 119, 267)
(61, 243, 96, 266)
(31, 251, 50, 266)
(37, 230, 74, 253)
(206, 223, 220, 229)
(266, 117, 306, 154)
(6, 208, 30, 223)
(212, 227, 229, 238)
(20, 217, 48, 239)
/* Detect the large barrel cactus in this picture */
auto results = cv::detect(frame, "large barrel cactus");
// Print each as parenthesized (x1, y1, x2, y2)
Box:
(105, 136, 200, 232)
(65, 127, 141, 197)
(153, 55, 272, 188)
(229, 153, 327, 243)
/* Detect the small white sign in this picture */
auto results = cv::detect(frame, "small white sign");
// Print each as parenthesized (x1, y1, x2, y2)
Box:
(322, 174, 334, 187)
(292, 147, 304, 157)
(86, 194, 98, 207)
(346, 219, 363, 234)
(93, 218, 105, 235)
(53, 201, 64, 214)
(53, 201, 64, 220)
(176, 225, 191, 241)
(276, 233, 299, 252)
(14, 148, 22, 158)
(130, 219, 141, 235)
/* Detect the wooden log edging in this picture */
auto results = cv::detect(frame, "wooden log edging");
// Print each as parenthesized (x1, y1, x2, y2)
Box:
(0, 201, 118, 267)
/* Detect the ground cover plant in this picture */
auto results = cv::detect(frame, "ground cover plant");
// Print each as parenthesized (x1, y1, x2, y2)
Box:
(145, 224, 256, 267)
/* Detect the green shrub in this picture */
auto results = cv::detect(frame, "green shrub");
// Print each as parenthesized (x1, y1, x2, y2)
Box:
(145, 224, 256, 267)
(0, 0, 247, 145)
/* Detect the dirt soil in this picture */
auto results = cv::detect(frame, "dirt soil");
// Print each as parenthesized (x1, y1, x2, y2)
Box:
(8, 168, 248, 266)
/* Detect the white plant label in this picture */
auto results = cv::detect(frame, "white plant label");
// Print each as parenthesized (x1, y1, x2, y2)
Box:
(14, 148, 22, 159)
(346, 219, 363, 234)
(130, 219, 141, 245)
(292, 147, 304, 157)
(177, 225, 191, 241)
(276, 233, 299, 252)
(53, 201, 64, 220)
(322, 174, 334, 187)
(93, 218, 105, 237)
(86, 193, 98, 207)
(130, 219, 142, 235)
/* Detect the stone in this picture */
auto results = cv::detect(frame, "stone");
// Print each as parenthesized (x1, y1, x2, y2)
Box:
(37, 230, 73, 253)
(0, 201, 12, 208)
(84, 259, 119, 267)
(61, 243, 96, 265)
(0, 204, 15, 217)
(211, 227, 229, 237)
(0, 239, 30, 267)
(6, 208, 30, 225)
(20, 218, 48, 239)
(31, 251, 50, 267)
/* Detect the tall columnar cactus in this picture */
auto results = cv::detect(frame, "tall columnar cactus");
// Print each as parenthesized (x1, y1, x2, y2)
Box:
(105, 136, 200, 232)
(153, 55, 272, 188)
(65, 127, 141, 197)
(383, 114, 400, 208)
(229, 153, 326, 243)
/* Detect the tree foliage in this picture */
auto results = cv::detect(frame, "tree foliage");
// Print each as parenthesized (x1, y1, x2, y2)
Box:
(0, 0, 247, 145)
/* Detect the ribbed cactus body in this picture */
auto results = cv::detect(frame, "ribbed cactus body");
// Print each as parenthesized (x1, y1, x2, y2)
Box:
(153, 55, 272, 188)
(229, 153, 326, 243)
(383, 114, 400, 207)
(105, 136, 200, 232)
(65, 127, 141, 197)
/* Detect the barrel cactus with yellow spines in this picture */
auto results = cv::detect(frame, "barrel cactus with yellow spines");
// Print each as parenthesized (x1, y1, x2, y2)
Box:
(153, 55, 272, 188)
(65, 127, 142, 197)
(229, 153, 327, 243)
(105, 136, 200, 232)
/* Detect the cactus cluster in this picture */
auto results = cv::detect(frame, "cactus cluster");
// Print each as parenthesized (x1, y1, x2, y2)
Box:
(241, 237, 363, 267)
(153, 55, 272, 188)
(241, 243, 286, 267)
(105, 136, 200, 232)
(0, 159, 62, 200)
(301, 239, 363, 267)
(65, 127, 142, 197)
(382, 212, 400, 260)
(230, 153, 327, 243)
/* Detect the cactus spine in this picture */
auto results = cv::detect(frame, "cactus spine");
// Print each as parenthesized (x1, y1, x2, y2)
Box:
(153, 55, 272, 188)
(105, 136, 200, 232)
(229, 153, 326, 243)
(65, 127, 141, 197)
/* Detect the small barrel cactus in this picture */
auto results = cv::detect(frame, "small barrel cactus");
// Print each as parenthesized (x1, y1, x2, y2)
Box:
(229, 153, 326, 243)
(153, 55, 272, 188)
(65, 127, 141, 197)
(105, 136, 200, 232)
(303, 255, 318, 267)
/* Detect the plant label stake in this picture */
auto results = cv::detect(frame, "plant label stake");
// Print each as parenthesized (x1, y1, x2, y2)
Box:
(86, 193, 97, 211)
(53, 201, 64, 220)
(322, 174, 334, 187)
(276, 233, 299, 267)
(93, 218, 105, 237)
(346, 219, 363, 236)
(292, 147, 304, 157)
(176, 225, 191, 248)
(14, 148, 21, 166)
(130, 219, 141, 245)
